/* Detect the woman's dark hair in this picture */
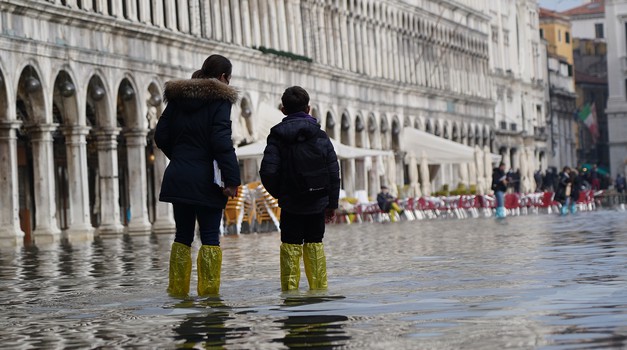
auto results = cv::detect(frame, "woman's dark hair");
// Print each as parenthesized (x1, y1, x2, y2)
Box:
(192, 54, 232, 79)
(281, 86, 309, 114)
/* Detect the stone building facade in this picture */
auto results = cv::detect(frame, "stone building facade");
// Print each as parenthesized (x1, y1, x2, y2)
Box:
(490, 0, 549, 193)
(605, 0, 627, 177)
(0, 0, 531, 246)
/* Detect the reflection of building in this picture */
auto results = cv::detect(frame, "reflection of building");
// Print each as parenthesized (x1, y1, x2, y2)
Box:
(490, 1, 548, 193)
(540, 8, 577, 169)
(605, 0, 627, 176)
(0, 1, 557, 245)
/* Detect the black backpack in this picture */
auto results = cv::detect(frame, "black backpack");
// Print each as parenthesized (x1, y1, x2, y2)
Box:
(281, 131, 330, 200)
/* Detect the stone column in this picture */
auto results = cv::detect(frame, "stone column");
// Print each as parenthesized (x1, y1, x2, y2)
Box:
(276, 0, 289, 51)
(138, 0, 151, 24)
(232, 0, 244, 44)
(124, 0, 138, 21)
(164, 0, 178, 31)
(317, 4, 328, 64)
(342, 159, 355, 197)
(0, 121, 25, 246)
(354, 17, 363, 73)
(30, 124, 62, 244)
(339, 9, 350, 70)
(347, 16, 357, 72)
(211, 0, 223, 41)
(177, 0, 190, 33)
(287, 0, 304, 55)
(94, 128, 125, 236)
(268, 0, 279, 49)
(94, 0, 107, 15)
(248, 0, 261, 46)
(63, 126, 95, 241)
(188, 0, 201, 36)
(150, 0, 164, 27)
(110, 0, 123, 18)
(240, 0, 252, 47)
(124, 129, 152, 235)
(221, 0, 233, 43)
(151, 149, 175, 234)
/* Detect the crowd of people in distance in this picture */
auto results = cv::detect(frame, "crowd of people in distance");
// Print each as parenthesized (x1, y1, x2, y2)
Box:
(527, 164, 620, 193)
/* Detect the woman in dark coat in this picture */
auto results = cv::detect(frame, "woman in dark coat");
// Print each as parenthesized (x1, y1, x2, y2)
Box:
(154, 54, 240, 298)
(569, 169, 583, 214)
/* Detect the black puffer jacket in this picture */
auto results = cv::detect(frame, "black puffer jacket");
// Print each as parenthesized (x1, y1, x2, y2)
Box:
(154, 78, 240, 208)
(259, 113, 340, 214)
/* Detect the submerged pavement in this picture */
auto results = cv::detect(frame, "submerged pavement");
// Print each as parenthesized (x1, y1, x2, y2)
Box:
(1, 210, 627, 349)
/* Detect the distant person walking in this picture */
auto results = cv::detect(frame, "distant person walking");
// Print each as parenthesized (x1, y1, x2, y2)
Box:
(260, 86, 341, 292)
(155, 54, 240, 298)
(492, 162, 508, 218)
(555, 166, 572, 215)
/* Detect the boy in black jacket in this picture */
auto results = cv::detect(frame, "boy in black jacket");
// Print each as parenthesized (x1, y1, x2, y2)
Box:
(260, 86, 340, 291)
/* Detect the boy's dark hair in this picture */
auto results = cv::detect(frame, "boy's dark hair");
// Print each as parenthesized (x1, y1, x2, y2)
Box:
(192, 54, 232, 79)
(281, 86, 309, 114)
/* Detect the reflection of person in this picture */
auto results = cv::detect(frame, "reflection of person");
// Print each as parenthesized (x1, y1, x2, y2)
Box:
(376, 186, 403, 222)
(491, 162, 508, 218)
(173, 300, 230, 348)
(259, 86, 341, 291)
(155, 54, 240, 298)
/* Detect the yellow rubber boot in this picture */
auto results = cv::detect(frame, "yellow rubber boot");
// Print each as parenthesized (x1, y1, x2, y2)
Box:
(303, 242, 328, 290)
(197, 245, 222, 296)
(280, 243, 302, 291)
(167, 242, 192, 298)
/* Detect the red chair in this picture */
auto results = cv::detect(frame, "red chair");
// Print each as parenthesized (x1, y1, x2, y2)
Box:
(538, 192, 561, 214)
(504, 193, 521, 216)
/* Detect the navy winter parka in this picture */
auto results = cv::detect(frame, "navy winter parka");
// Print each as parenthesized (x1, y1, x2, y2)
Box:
(259, 113, 341, 214)
(154, 78, 240, 209)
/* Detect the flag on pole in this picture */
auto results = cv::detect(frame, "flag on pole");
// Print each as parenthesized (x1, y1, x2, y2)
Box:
(578, 102, 600, 140)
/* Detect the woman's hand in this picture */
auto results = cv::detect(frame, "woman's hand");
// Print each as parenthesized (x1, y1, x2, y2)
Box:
(222, 186, 239, 198)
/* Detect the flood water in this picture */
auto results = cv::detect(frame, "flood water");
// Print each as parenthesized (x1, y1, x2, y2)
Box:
(1, 210, 627, 349)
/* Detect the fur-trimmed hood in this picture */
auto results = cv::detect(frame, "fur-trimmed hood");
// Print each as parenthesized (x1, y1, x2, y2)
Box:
(164, 78, 238, 105)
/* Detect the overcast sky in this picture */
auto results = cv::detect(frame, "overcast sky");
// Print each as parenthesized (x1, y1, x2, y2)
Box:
(538, 0, 586, 12)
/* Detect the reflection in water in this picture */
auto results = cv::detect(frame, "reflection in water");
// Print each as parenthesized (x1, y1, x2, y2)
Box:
(276, 315, 350, 349)
(0, 210, 627, 349)
(172, 298, 234, 349)
(275, 296, 350, 349)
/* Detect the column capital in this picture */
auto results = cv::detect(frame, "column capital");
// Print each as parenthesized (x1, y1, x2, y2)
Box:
(123, 128, 149, 138)
(28, 123, 59, 142)
(124, 128, 149, 147)
(63, 125, 92, 137)
(93, 127, 122, 138)
(0, 120, 23, 130)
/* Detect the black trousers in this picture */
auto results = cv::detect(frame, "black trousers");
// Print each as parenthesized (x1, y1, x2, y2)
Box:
(280, 211, 325, 244)
(173, 203, 222, 247)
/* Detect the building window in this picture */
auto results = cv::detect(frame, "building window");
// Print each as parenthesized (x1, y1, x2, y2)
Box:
(539, 28, 544, 39)
(595, 23, 604, 38)
(565, 31, 570, 43)
(558, 30, 561, 42)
